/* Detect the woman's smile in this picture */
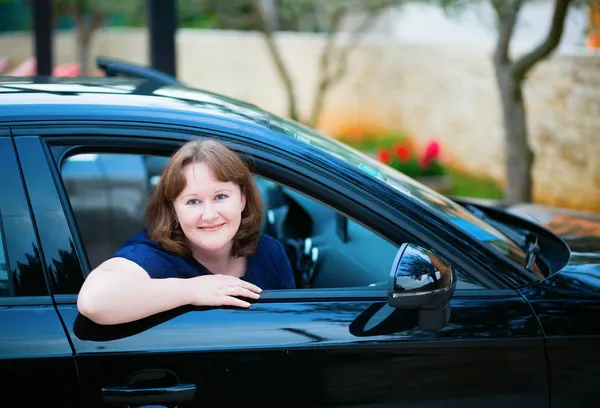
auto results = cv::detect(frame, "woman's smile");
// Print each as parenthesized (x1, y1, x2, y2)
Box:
(199, 223, 224, 232)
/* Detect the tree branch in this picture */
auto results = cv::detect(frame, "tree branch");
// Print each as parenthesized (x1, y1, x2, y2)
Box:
(492, 0, 523, 67)
(80, 9, 106, 44)
(309, 5, 386, 126)
(318, 5, 347, 80)
(511, 0, 571, 79)
(256, 5, 300, 121)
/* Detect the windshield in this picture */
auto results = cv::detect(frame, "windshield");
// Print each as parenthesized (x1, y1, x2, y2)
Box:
(269, 115, 532, 270)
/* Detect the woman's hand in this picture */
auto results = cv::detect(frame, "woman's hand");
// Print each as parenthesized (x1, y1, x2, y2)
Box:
(187, 274, 262, 308)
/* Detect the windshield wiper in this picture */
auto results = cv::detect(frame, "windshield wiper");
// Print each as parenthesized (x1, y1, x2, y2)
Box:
(524, 232, 540, 273)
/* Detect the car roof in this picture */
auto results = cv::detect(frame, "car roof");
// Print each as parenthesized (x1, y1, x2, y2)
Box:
(0, 76, 270, 128)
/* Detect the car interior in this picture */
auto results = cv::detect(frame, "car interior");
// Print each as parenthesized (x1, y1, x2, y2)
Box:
(61, 152, 399, 290)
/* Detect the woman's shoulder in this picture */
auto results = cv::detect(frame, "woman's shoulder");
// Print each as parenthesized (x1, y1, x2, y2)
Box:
(112, 229, 180, 267)
(115, 229, 164, 254)
(112, 229, 197, 279)
(248, 233, 295, 289)
(255, 233, 286, 256)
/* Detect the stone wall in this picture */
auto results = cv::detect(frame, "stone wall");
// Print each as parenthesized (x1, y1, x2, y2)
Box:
(1, 28, 599, 211)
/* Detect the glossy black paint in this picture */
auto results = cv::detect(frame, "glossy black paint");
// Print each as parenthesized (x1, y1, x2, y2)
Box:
(0, 300, 80, 406)
(517, 214, 600, 408)
(0, 136, 79, 406)
(56, 290, 547, 407)
(0, 137, 47, 296)
(1, 77, 599, 407)
(14, 136, 85, 294)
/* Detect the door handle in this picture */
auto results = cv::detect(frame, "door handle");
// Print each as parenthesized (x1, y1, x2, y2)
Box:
(102, 383, 196, 406)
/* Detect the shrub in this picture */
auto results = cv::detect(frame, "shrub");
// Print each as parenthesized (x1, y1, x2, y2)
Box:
(376, 138, 445, 178)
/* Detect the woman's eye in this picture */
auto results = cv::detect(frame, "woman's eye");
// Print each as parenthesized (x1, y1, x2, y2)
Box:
(186, 199, 200, 205)
(215, 194, 228, 201)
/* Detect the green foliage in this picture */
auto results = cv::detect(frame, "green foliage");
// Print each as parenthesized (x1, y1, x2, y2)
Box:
(338, 132, 445, 178)
(339, 131, 409, 151)
(52, 0, 145, 28)
(176, 0, 220, 29)
(447, 169, 504, 199)
(279, 0, 405, 32)
(0, 0, 30, 32)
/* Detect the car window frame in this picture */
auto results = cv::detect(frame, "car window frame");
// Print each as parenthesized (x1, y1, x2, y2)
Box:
(0, 134, 52, 303)
(38, 131, 503, 298)
(47, 141, 410, 299)
(12, 119, 529, 291)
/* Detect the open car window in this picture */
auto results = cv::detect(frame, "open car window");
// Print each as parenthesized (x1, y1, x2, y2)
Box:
(60, 151, 486, 292)
(269, 114, 532, 270)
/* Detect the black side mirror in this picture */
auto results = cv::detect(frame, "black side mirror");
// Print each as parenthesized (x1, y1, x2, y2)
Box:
(388, 243, 456, 330)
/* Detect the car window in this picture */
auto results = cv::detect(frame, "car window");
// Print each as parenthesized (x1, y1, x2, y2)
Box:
(0, 228, 9, 296)
(269, 114, 531, 269)
(60, 152, 403, 290)
(61, 153, 152, 269)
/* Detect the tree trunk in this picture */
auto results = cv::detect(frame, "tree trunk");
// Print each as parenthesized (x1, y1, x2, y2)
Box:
(495, 65, 533, 202)
(74, 14, 90, 75)
(308, 79, 328, 128)
(256, 3, 300, 122)
(77, 36, 89, 75)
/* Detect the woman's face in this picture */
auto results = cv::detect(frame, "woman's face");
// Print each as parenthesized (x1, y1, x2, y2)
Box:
(173, 161, 246, 257)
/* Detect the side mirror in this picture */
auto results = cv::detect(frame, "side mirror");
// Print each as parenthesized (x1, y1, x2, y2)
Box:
(388, 243, 456, 330)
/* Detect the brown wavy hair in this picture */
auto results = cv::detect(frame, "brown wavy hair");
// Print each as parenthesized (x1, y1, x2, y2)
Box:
(146, 139, 263, 258)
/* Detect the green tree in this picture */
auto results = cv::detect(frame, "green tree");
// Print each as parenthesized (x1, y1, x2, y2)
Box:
(434, 0, 591, 202)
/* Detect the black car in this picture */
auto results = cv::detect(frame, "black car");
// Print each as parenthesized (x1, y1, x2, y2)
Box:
(1, 59, 599, 408)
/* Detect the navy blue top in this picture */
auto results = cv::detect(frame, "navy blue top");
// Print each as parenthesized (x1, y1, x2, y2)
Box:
(111, 229, 296, 290)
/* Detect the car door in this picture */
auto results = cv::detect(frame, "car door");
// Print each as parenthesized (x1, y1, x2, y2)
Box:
(0, 134, 80, 406)
(19, 131, 549, 408)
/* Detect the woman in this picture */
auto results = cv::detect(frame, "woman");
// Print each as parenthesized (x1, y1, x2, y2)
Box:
(77, 139, 295, 325)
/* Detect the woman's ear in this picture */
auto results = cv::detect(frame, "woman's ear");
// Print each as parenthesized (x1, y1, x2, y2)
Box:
(241, 186, 247, 212)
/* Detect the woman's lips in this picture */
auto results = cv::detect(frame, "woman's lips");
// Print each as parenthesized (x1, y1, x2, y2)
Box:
(199, 223, 224, 232)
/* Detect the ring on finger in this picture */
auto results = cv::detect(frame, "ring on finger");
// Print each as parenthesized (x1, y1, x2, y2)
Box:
(228, 285, 235, 295)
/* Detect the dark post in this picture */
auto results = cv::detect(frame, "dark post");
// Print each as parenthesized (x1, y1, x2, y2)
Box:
(147, 0, 177, 77)
(32, 0, 53, 75)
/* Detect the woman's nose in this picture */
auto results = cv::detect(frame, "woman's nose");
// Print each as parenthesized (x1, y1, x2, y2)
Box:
(201, 202, 217, 220)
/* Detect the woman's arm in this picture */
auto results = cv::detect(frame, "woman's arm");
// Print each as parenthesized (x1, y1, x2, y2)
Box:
(77, 258, 193, 325)
(77, 257, 261, 325)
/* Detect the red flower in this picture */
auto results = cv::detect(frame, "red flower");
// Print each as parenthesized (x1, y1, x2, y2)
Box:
(395, 143, 410, 163)
(377, 149, 391, 164)
(424, 140, 441, 160)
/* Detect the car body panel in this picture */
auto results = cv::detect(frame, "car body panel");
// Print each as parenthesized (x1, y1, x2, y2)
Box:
(0, 136, 79, 406)
(509, 204, 600, 408)
(0, 78, 270, 128)
(0, 300, 80, 406)
(14, 136, 85, 294)
(56, 291, 547, 407)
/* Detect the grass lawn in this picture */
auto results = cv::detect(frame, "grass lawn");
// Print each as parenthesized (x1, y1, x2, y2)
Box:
(446, 169, 504, 199)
